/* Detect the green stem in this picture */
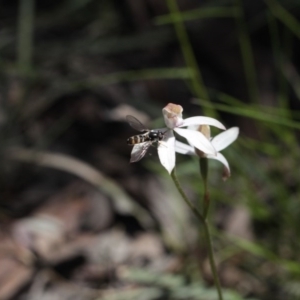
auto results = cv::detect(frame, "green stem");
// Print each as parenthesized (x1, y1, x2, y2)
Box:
(203, 219, 223, 300)
(171, 169, 204, 223)
(199, 158, 210, 219)
(170, 169, 223, 300)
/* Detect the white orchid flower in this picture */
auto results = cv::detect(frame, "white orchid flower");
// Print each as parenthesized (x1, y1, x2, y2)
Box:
(157, 103, 226, 174)
(175, 126, 239, 179)
(128, 103, 226, 174)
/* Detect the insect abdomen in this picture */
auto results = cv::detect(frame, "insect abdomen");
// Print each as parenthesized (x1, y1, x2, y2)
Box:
(127, 135, 148, 145)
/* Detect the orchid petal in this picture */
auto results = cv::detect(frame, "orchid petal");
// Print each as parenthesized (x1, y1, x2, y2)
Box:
(175, 141, 195, 155)
(158, 130, 175, 174)
(207, 152, 230, 176)
(174, 128, 216, 155)
(179, 116, 226, 130)
(186, 125, 198, 146)
(187, 125, 198, 131)
(162, 104, 184, 129)
(211, 127, 239, 152)
(186, 124, 211, 147)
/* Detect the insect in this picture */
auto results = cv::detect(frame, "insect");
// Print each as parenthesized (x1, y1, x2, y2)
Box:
(126, 115, 165, 162)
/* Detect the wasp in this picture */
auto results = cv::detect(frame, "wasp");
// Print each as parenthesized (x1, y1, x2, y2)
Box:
(126, 115, 165, 162)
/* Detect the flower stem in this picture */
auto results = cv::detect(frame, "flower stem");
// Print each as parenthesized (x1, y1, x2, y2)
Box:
(171, 169, 204, 224)
(199, 158, 210, 219)
(203, 220, 223, 300)
(170, 168, 223, 300)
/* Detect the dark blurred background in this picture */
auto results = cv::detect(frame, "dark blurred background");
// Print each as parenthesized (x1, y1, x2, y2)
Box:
(1, 0, 300, 299)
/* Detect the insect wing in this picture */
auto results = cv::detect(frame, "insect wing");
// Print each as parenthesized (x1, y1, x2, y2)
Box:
(126, 115, 148, 132)
(130, 142, 152, 162)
